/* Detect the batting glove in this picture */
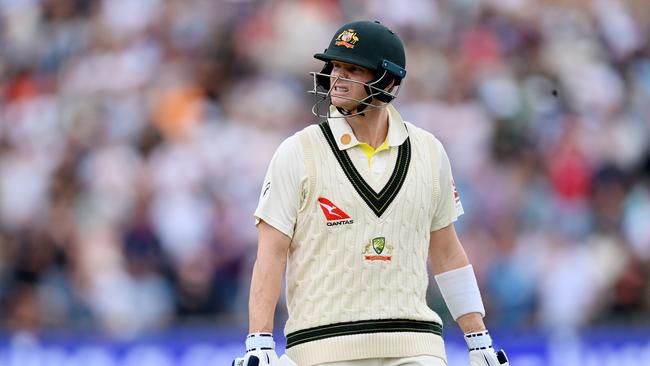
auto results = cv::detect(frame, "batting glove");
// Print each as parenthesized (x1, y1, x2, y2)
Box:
(465, 331, 509, 366)
(232, 333, 279, 366)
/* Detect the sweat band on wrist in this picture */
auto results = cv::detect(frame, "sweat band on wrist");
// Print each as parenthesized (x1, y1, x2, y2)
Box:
(465, 330, 493, 351)
(434, 264, 485, 320)
(246, 333, 275, 351)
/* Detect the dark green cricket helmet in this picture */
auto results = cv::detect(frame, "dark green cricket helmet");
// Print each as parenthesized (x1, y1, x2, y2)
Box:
(314, 20, 407, 81)
(309, 20, 407, 117)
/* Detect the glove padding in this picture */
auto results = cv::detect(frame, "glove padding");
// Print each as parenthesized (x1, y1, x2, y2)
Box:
(465, 331, 509, 366)
(233, 333, 278, 366)
(469, 349, 509, 366)
(233, 350, 279, 366)
(233, 333, 297, 366)
(233, 353, 296, 366)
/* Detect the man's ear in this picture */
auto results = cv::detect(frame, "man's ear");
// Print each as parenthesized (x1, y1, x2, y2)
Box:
(371, 76, 398, 103)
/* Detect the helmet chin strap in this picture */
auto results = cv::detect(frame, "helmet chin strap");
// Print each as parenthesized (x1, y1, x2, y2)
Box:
(336, 105, 366, 117)
(335, 69, 394, 118)
(332, 86, 371, 118)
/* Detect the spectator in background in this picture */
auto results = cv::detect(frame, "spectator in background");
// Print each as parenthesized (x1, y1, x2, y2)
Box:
(0, 0, 648, 339)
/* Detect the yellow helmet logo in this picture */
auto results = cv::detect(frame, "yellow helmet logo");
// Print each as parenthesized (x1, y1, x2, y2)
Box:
(335, 29, 359, 49)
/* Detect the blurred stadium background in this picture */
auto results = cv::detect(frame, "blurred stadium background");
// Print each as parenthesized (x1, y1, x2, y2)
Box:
(0, 0, 649, 365)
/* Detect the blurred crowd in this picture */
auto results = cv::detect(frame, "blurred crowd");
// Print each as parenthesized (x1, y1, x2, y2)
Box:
(0, 0, 649, 338)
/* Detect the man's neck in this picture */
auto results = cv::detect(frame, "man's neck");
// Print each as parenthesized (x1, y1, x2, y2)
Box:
(345, 106, 389, 149)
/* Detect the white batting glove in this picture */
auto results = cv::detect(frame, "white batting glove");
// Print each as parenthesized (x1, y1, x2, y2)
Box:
(465, 331, 509, 366)
(232, 333, 279, 366)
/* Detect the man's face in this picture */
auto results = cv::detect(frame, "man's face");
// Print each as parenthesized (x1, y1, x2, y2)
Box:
(329, 60, 375, 110)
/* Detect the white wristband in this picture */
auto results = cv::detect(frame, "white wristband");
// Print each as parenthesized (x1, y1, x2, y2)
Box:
(434, 264, 485, 320)
(465, 330, 493, 350)
(246, 333, 275, 351)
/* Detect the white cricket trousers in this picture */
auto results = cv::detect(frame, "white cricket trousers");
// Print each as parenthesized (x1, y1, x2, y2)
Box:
(316, 356, 446, 366)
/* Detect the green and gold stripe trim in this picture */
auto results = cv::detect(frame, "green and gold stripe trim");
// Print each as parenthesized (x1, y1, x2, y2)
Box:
(319, 122, 411, 218)
(286, 318, 442, 349)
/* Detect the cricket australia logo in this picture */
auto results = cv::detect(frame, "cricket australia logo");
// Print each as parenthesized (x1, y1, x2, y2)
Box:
(318, 197, 354, 227)
(335, 29, 359, 49)
(362, 237, 394, 261)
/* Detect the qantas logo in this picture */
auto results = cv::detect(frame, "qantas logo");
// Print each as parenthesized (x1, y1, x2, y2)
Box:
(318, 198, 350, 220)
(318, 197, 354, 226)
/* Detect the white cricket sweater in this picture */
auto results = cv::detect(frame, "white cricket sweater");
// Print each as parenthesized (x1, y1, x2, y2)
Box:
(283, 120, 459, 365)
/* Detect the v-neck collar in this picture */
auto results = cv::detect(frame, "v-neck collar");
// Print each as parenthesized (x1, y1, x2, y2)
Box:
(318, 121, 411, 218)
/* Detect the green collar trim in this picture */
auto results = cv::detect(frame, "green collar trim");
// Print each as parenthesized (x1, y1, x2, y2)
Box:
(319, 122, 411, 218)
